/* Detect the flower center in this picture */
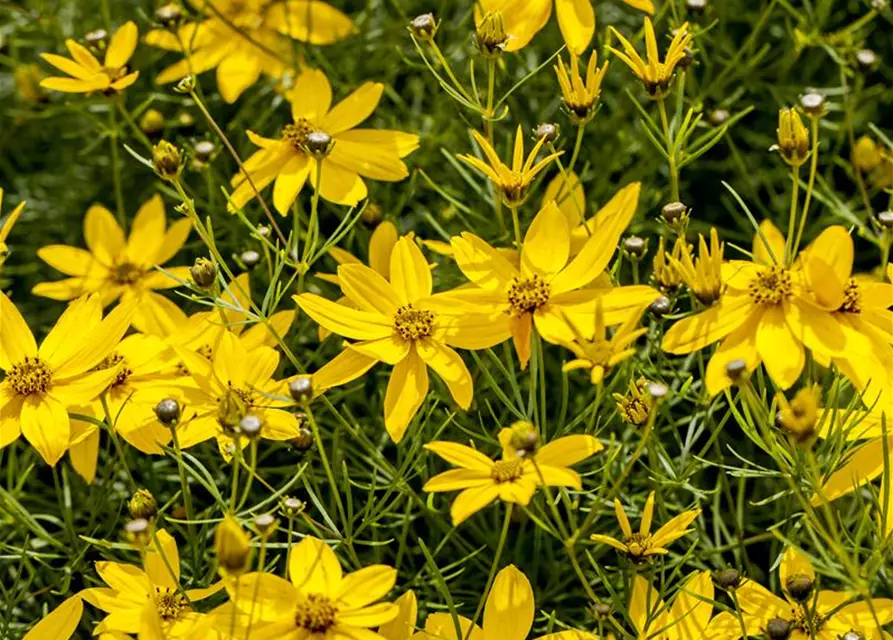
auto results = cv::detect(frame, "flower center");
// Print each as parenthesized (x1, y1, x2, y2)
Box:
(7, 356, 53, 396)
(217, 385, 254, 430)
(790, 604, 824, 633)
(97, 352, 133, 388)
(748, 266, 792, 305)
(581, 340, 614, 367)
(624, 532, 653, 558)
(507, 275, 551, 315)
(111, 261, 144, 285)
(197, 343, 214, 360)
(393, 304, 436, 341)
(490, 459, 523, 483)
(101, 65, 128, 81)
(838, 278, 861, 314)
(281, 118, 325, 152)
(294, 593, 338, 632)
(153, 586, 190, 622)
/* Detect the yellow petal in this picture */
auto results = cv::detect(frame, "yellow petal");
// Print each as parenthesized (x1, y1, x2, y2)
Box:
(535, 435, 602, 467)
(756, 305, 804, 390)
(555, 0, 595, 56)
(623, 0, 655, 14)
(451, 233, 517, 291)
(390, 236, 432, 304)
(338, 263, 402, 315)
(424, 441, 494, 472)
(84, 204, 125, 266)
(349, 335, 410, 366)
(125, 195, 166, 266)
(753, 219, 786, 266)
(668, 572, 713, 640)
(104, 21, 138, 69)
(336, 565, 397, 609)
(145, 529, 181, 590)
(288, 67, 333, 123)
(802, 225, 853, 310)
(383, 349, 428, 442)
(521, 201, 569, 278)
(21, 394, 69, 466)
(268, 0, 356, 44)
(312, 348, 378, 392)
(369, 221, 399, 278)
(779, 546, 815, 586)
(272, 154, 311, 215)
(424, 612, 483, 640)
(662, 296, 753, 354)
(450, 484, 502, 525)
(483, 566, 534, 640)
(378, 590, 418, 640)
(423, 468, 492, 492)
(289, 536, 343, 594)
(22, 594, 83, 640)
(417, 339, 473, 409)
(295, 293, 393, 341)
(543, 171, 585, 229)
(323, 82, 384, 135)
(0, 291, 38, 368)
(629, 575, 666, 637)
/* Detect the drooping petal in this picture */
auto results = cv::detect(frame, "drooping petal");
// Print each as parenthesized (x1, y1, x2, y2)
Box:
(21, 394, 70, 466)
(424, 441, 494, 472)
(417, 340, 473, 409)
(449, 484, 502, 525)
(313, 158, 368, 206)
(269, 0, 357, 44)
(272, 154, 311, 215)
(756, 305, 805, 389)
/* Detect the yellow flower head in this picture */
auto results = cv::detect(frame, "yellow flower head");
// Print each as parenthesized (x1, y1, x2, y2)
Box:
(297, 236, 507, 441)
(853, 135, 882, 173)
(733, 547, 893, 639)
(555, 51, 609, 124)
(652, 236, 688, 290)
(0, 292, 134, 466)
(610, 18, 693, 97)
(459, 125, 562, 207)
(774, 107, 810, 166)
(561, 299, 648, 385)
(216, 536, 398, 637)
(776, 385, 821, 442)
(228, 68, 419, 214)
(590, 491, 701, 563)
(424, 429, 603, 525)
(669, 227, 725, 305)
(146, 0, 356, 103)
(0, 188, 25, 267)
(613, 376, 655, 426)
(475, 10, 511, 57)
(32, 195, 192, 336)
(40, 21, 139, 94)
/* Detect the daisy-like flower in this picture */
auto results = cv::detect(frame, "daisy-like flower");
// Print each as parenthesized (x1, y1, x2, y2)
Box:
(423, 425, 603, 525)
(554, 51, 609, 124)
(474, 0, 653, 55)
(32, 195, 192, 336)
(661, 222, 877, 396)
(213, 536, 398, 639)
(39, 21, 139, 94)
(446, 187, 660, 368)
(561, 300, 649, 385)
(609, 18, 693, 97)
(652, 236, 688, 292)
(146, 0, 355, 103)
(295, 236, 509, 442)
(67, 333, 188, 483)
(0, 188, 25, 267)
(668, 227, 725, 305)
(590, 491, 701, 563)
(172, 331, 302, 455)
(0, 292, 133, 466)
(735, 547, 893, 639)
(458, 125, 562, 207)
(228, 68, 419, 213)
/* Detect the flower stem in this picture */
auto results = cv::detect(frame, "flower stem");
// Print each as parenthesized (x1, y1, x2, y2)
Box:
(567, 124, 586, 177)
(657, 98, 679, 201)
(509, 204, 522, 250)
(784, 165, 801, 266)
(465, 504, 513, 640)
(107, 105, 126, 227)
(167, 416, 199, 572)
(792, 117, 821, 260)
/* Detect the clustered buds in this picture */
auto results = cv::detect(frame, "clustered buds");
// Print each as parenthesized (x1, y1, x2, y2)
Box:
(776, 385, 820, 444)
(152, 140, 184, 182)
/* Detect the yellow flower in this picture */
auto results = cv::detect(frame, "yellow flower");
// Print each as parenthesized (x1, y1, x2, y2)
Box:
(446, 186, 660, 368)
(613, 377, 655, 426)
(40, 21, 139, 94)
(458, 125, 562, 207)
(214, 536, 398, 638)
(423, 426, 602, 525)
(554, 51, 609, 124)
(668, 227, 725, 305)
(661, 222, 878, 395)
(735, 547, 893, 639)
(83, 529, 221, 638)
(776, 385, 821, 442)
(171, 331, 302, 455)
(145, 0, 355, 103)
(0, 293, 134, 466)
(774, 107, 810, 166)
(67, 333, 188, 483)
(296, 236, 508, 441)
(609, 18, 693, 96)
(561, 300, 648, 385)
(0, 187, 25, 267)
(228, 68, 419, 213)
(475, 10, 511, 57)
(853, 135, 882, 173)
(590, 491, 700, 562)
(652, 236, 687, 291)
(32, 195, 192, 336)
(474, 0, 653, 56)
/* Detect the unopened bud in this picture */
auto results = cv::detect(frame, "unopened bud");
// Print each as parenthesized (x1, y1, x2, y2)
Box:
(508, 421, 538, 457)
(841, 632, 865, 640)
(84, 29, 108, 52)
(155, 398, 181, 425)
(678, 48, 694, 70)
(871, 0, 886, 9)
(361, 203, 383, 225)
(647, 382, 668, 399)
(190, 257, 217, 290)
(288, 376, 313, 403)
(124, 518, 152, 546)
(281, 496, 306, 517)
(785, 574, 814, 603)
(622, 235, 648, 260)
(662, 201, 689, 224)
(256, 224, 271, 237)
(174, 75, 196, 94)
(129, 489, 158, 521)
(140, 109, 165, 135)
(304, 131, 333, 158)
(592, 603, 612, 619)
(253, 513, 278, 537)
(687, 0, 708, 12)
(649, 295, 672, 317)
(293, 425, 314, 452)
(774, 108, 809, 165)
(240, 249, 260, 270)
(709, 108, 730, 126)
(714, 568, 742, 590)
(534, 122, 560, 144)
(799, 92, 825, 117)
(856, 49, 878, 72)
(152, 140, 183, 182)
(155, 3, 183, 28)
(877, 211, 893, 229)
(240, 415, 262, 440)
(726, 359, 747, 381)
(409, 13, 438, 41)
(194, 140, 215, 162)
(475, 11, 509, 58)
(215, 516, 252, 578)
(766, 618, 792, 640)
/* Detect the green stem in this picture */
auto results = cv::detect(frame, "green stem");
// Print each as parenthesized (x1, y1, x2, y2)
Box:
(509, 205, 522, 250)
(784, 165, 801, 266)
(107, 105, 126, 226)
(567, 124, 585, 177)
(245, 535, 268, 640)
(792, 117, 820, 260)
(465, 504, 513, 640)
(657, 98, 679, 201)
(301, 160, 323, 267)
(428, 41, 474, 104)
(485, 59, 496, 142)
(167, 417, 199, 573)
(230, 437, 242, 514)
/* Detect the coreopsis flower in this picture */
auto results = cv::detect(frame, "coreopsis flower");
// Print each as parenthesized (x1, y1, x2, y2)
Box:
(590, 491, 701, 563)
(213, 536, 398, 637)
(215, 516, 252, 578)
(0, 187, 25, 267)
(67, 334, 188, 482)
(446, 187, 660, 368)
(554, 51, 609, 124)
(296, 236, 508, 441)
(661, 222, 878, 396)
(32, 195, 192, 336)
(475, 10, 511, 57)
(613, 377, 654, 426)
(423, 427, 603, 524)
(145, 0, 355, 103)
(0, 292, 134, 466)
(458, 125, 561, 207)
(773, 108, 810, 166)
(171, 332, 301, 455)
(561, 300, 648, 385)
(735, 547, 893, 639)
(474, 0, 654, 56)
(776, 385, 821, 443)
(39, 21, 139, 94)
(609, 18, 693, 96)
(652, 236, 687, 291)
(228, 68, 418, 213)
(669, 227, 725, 305)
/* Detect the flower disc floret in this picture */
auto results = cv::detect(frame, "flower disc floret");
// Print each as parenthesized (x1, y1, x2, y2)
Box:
(8, 356, 53, 396)
(507, 275, 551, 315)
(294, 593, 339, 632)
(748, 266, 793, 305)
(393, 304, 436, 341)
(152, 586, 189, 622)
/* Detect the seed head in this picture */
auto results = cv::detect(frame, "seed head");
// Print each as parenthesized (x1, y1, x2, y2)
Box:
(129, 489, 159, 521)
(155, 398, 181, 426)
(709, 108, 730, 126)
(303, 131, 334, 158)
(152, 140, 183, 182)
(855, 49, 878, 72)
(592, 603, 612, 619)
(409, 13, 438, 41)
(687, 0, 708, 12)
(661, 201, 689, 226)
(293, 425, 314, 452)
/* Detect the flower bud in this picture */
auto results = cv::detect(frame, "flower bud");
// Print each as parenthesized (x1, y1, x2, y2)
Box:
(646, 382, 669, 399)
(774, 108, 809, 166)
(190, 257, 217, 290)
(303, 131, 334, 158)
(174, 75, 196, 94)
(714, 568, 742, 590)
(409, 13, 438, 41)
(281, 496, 306, 517)
(152, 140, 183, 182)
(475, 11, 509, 58)
(855, 49, 878, 72)
(240, 249, 260, 270)
(508, 421, 538, 457)
(799, 92, 825, 117)
(622, 235, 648, 261)
(129, 489, 158, 521)
(256, 224, 271, 238)
(140, 109, 165, 135)
(678, 48, 694, 70)
(293, 425, 314, 452)
(155, 398, 181, 425)
(124, 518, 152, 546)
(871, 0, 886, 9)
(649, 295, 672, 317)
(361, 203, 383, 225)
(784, 573, 814, 603)
(661, 201, 689, 225)
(878, 211, 893, 229)
(709, 108, 730, 126)
(84, 29, 108, 53)
(253, 513, 278, 538)
(215, 516, 252, 578)
(592, 603, 612, 619)
(534, 123, 560, 144)
(288, 376, 313, 403)
(766, 618, 792, 640)
(854, 136, 882, 173)
(240, 414, 263, 440)
(687, 0, 708, 12)
(194, 141, 215, 162)
(155, 3, 183, 28)
(841, 632, 865, 640)
(776, 386, 820, 444)
(725, 359, 748, 381)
